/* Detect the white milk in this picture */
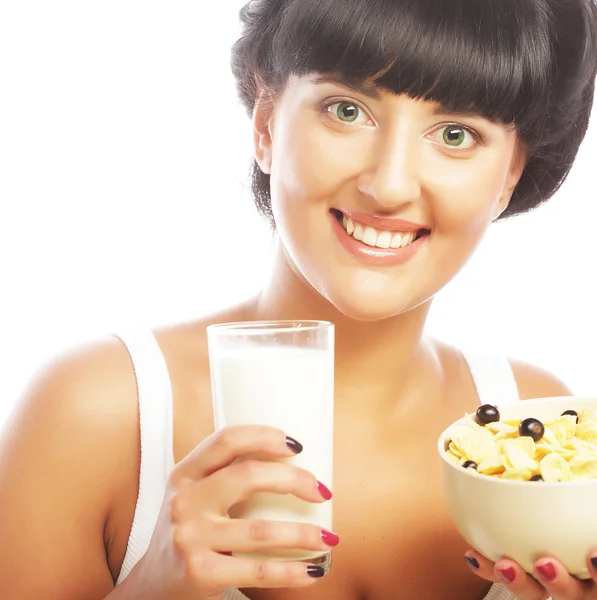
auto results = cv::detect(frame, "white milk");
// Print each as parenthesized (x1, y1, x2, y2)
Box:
(210, 345, 334, 561)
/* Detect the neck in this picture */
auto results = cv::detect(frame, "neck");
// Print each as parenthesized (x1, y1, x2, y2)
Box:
(247, 241, 435, 401)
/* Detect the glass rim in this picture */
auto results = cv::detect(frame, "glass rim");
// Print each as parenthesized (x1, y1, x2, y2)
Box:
(206, 320, 333, 335)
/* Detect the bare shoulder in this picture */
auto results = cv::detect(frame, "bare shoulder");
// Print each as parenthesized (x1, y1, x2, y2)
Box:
(0, 334, 139, 598)
(508, 358, 573, 400)
(431, 338, 573, 402)
(6, 334, 140, 458)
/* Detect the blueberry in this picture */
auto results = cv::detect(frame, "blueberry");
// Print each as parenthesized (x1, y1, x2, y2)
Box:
(476, 404, 500, 425)
(530, 475, 543, 481)
(561, 409, 579, 423)
(519, 418, 545, 442)
(462, 460, 478, 470)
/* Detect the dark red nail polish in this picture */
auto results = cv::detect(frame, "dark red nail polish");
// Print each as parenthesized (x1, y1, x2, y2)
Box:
(317, 481, 333, 500)
(307, 565, 325, 578)
(285, 436, 303, 454)
(464, 556, 479, 569)
(591, 556, 597, 571)
(497, 566, 516, 583)
(321, 530, 340, 547)
(536, 562, 556, 582)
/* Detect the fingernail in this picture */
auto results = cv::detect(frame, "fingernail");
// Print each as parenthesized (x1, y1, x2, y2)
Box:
(307, 565, 325, 578)
(317, 481, 333, 500)
(321, 530, 340, 547)
(497, 566, 516, 583)
(536, 562, 556, 582)
(591, 556, 597, 570)
(464, 556, 479, 569)
(285, 436, 303, 454)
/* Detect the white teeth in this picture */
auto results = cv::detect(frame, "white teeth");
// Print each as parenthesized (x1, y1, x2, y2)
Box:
(390, 233, 403, 248)
(376, 231, 392, 249)
(339, 215, 423, 250)
(353, 223, 364, 241)
(362, 226, 378, 246)
(401, 233, 415, 247)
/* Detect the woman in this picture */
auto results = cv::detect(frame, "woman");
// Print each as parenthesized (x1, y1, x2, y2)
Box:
(1, 0, 596, 599)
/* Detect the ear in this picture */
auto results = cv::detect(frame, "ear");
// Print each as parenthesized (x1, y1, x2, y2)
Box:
(493, 141, 528, 220)
(252, 89, 275, 175)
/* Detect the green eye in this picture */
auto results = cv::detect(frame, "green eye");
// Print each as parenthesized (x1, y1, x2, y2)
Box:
(336, 102, 360, 123)
(443, 126, 467, 147)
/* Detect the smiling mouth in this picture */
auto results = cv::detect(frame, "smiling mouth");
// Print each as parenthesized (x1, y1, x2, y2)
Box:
(330, 209, 430, 250)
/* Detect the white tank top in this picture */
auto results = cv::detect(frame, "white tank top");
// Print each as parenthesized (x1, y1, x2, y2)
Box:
(113, 329, 522, 600)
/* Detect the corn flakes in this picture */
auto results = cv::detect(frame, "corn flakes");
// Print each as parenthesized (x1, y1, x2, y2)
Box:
(446, 405, 597, 482)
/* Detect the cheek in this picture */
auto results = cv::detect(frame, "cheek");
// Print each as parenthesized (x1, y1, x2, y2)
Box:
(269, 112, 365, 208)
(426, 155, 510, 233)
(267, 115, 333, 266)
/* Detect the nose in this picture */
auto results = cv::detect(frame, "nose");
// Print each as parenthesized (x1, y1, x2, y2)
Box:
(357, 137, 422, 209)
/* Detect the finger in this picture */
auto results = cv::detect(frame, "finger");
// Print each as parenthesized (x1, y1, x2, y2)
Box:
(532, 558, 593, 600)
(188, 550, 327, 591)
(205, 517, 340, 554)
(462, 550, 498, 583)
(463, 550, 500, 583)
(194, 459, 331, 514)
(174, 425, 300, 481)
(493, 558, 549, 600)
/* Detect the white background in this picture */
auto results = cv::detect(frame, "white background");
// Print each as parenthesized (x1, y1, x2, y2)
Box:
(1, 1, 596, 428)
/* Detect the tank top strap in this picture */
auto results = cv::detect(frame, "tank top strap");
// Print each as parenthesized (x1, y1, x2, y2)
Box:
(460, 351, 520, 407)
(113, 329, 175, 585)
(224, 588, 252, 599)
(483, 583, 522, 599)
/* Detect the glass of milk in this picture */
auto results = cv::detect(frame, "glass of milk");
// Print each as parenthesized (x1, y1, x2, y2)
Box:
(207, 320, 334, 568)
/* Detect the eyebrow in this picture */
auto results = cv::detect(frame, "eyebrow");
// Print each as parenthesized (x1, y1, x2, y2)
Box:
(430, 106, 483, 119)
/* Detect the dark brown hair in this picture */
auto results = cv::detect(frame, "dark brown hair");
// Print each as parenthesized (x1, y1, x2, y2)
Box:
(231, 0, 597, 226)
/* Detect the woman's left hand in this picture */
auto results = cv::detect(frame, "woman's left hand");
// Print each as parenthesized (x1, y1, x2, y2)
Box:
(465, 550, 597, 599)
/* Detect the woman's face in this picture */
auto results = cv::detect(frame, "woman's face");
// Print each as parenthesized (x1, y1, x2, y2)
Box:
(254, 74, 524, 321)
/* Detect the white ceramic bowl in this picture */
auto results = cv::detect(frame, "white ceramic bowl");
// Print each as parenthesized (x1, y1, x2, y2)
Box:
(438, 397, 597, 579)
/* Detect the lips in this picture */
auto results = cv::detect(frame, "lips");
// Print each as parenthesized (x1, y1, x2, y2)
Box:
(333, 208, 429, 234)
(330, 209, 429, 267)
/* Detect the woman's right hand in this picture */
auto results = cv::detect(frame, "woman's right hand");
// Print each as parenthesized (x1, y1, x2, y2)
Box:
(125, 425, 336, 600)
